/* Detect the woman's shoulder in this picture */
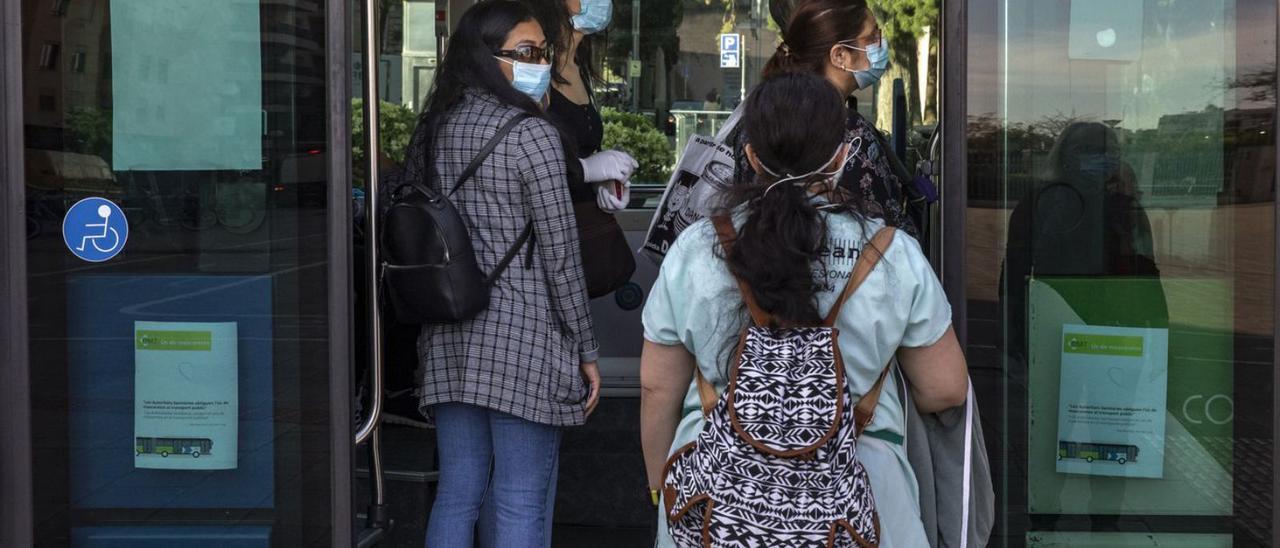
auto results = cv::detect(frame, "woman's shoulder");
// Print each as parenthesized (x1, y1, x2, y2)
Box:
(454, 90, 556, 140)
(512, 114, 557, 140)
(667, 216, 721, 262)
(825, 213, 885, 241)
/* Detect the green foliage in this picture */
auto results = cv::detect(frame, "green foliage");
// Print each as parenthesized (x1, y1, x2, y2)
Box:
(601, 107, 656, 132)
(600, 107, 674, 183)
(875, 0, 938, 45)
(352, 99, 417, 184)
(65, 107, 111, 157)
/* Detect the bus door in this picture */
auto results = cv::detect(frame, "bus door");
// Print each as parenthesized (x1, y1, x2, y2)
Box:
(346, 0, 953, 545)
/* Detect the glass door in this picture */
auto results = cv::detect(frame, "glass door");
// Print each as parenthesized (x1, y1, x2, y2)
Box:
(17, 0, 348, 545)
(965, 0, 1277, 545)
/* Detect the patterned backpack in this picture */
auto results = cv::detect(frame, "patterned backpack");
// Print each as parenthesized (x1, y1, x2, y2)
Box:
(661, 216, 897, 548)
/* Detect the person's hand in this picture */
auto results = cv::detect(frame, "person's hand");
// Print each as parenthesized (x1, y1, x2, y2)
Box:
(595, 180, 631, 213)
(580, 150, 638, 184)
(580, 361, 601, 417)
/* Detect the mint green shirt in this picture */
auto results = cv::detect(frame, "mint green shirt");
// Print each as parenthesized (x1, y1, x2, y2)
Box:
(642, 212, 953, 547)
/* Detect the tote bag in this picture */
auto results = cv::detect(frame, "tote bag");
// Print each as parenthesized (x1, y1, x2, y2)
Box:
(641, 106, 743, 264)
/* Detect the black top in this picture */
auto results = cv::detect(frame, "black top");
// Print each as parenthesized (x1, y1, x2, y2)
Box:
(547, 86, 604, 203)
(841, 110, 918, 238)
(548, 86, 604, 157)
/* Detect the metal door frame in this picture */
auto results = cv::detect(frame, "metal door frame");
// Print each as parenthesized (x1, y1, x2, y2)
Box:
(326, 0, 356, 543)
(941, 0, 968, 347)
(0, 0, 354, 544)
(1273, 17, 1280, 548)
(0, 0, 34, 544)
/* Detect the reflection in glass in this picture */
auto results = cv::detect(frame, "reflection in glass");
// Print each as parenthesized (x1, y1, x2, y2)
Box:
(968, 0, 1275, 545)
(22, 0, 335, 545)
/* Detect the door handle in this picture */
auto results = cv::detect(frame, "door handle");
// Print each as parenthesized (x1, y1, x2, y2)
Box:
(927, 108, 944, 271)
(354, 0, 383, 446)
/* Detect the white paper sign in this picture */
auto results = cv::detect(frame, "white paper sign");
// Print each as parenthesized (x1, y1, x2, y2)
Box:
(134, 321, 238, 470)
(1056, 324, 1168, 478)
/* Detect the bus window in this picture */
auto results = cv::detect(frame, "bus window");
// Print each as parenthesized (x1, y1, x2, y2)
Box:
(580, 0, 938, 187)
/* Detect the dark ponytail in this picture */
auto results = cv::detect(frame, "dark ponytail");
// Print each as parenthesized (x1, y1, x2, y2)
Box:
(716, 73, 853, 327)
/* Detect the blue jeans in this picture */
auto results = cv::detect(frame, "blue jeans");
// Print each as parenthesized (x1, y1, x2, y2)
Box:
(426, 403, 561, 548)
(476, 453, 558, 548)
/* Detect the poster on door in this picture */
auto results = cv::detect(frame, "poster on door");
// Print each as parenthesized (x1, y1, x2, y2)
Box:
(1056, 324, 1168, 478)
(134, 321, 238, 470)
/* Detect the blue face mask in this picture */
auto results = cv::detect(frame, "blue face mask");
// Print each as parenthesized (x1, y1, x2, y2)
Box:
(1076, 154, 1122, 181)
(572, 0, 613, 34)
(840, 37, 890, 90)
(497, 57, 552, 101)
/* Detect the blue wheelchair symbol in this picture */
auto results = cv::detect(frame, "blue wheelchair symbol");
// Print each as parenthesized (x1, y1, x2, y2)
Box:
(63, 197, 128, 262)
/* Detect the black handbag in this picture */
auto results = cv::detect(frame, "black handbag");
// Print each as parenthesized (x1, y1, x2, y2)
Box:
(573, 199, 636, 298)
(380, 114, 532, 324)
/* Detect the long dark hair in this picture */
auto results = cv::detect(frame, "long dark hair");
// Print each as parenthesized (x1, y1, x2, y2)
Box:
(768, 0, 800, 39)
(762, 0, 870, 79)
(417, 1, 547, 144)
(717, 73, 853, 327)
(521, 0, 600, 86)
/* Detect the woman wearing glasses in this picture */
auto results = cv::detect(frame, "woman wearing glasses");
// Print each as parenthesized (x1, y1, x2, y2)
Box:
(402, 2, 601, 546)
(754, 0, 921, 239)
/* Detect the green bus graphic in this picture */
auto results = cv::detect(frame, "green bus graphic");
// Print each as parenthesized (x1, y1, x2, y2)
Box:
(136, 437, 213, 458)
(1058, 441, 1139, 465)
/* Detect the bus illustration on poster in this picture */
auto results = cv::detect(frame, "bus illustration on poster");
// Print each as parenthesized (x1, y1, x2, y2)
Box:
(1056, 324, 1168, 479)
(134, 321, 238, 470)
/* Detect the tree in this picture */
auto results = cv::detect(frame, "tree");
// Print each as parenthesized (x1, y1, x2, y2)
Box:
(66, 107, 111, 158)
(872, 0, 939, 131)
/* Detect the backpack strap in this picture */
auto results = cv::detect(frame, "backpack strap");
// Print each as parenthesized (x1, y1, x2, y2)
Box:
(693, 367, 718, 418)
(440, 112, 533, 287)
(824, 227, 897, 327)
(711, 216, 773, 327)
(855, 364, 893, 436)
(482, 221, 534, 288)
(828, 227, 896, 435)
(447, 113, 531, 197)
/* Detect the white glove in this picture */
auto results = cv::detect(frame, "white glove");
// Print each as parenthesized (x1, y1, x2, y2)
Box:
(580, 150, 638, 184)
(596, 180, 631, 213)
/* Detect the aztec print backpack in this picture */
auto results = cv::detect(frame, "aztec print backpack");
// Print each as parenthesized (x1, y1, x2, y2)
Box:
(661, 216, 897, 548)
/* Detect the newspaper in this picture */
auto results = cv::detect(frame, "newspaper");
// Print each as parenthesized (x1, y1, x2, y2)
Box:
(641, 107, 743, 264)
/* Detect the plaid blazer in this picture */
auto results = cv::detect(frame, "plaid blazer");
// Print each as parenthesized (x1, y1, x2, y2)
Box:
(407, 90, 599, 427)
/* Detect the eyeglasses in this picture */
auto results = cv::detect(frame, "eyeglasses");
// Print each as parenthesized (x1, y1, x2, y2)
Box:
(840, 28, 883, 49)
(494, 45, 552, 64)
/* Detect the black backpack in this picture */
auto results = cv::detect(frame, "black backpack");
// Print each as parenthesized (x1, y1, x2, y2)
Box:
(380, 114, 532, 324)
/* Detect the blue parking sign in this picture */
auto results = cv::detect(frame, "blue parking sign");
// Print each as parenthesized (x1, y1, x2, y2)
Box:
(63, 197, 129, 262)
(720, 33, 739, 53)
(719, 34, 741, 68)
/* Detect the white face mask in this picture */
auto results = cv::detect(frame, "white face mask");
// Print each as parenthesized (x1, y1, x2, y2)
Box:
(758, 137, 862, 200)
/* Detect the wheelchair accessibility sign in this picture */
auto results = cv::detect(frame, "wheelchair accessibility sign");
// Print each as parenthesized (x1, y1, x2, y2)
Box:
(63, 197, 128, 262)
